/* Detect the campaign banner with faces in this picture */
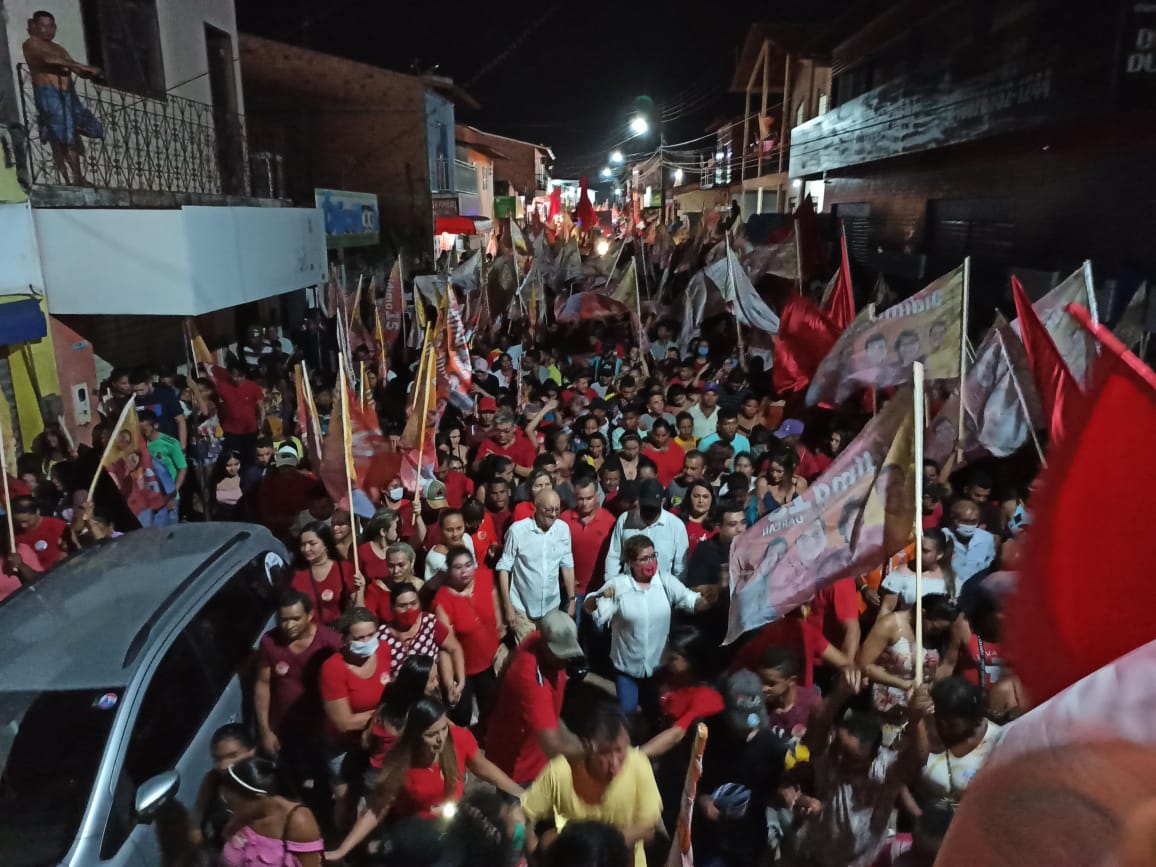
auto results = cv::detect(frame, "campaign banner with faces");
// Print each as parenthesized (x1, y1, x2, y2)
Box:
(807, 265, 965, 407)
(726, 392, 916, 643)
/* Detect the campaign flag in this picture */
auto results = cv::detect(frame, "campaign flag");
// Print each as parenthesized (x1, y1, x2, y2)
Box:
(677, 272, 709, 355)
(744, 231, 799, 282)
(556, 236, 584, 286)
(509, 218, 530, 257)
(400, 342, 439, 494)
(554, 291, 633, 324)
(372, 304, 389, 381)
(822, 223, 855, 330)
(439, 288, 474, 412)
(414, 274, 444, 310)
(925, 318, 1042, 466)
(1012, 276, 1083, 447)
(575, 176, 596, 230)
(381, 259, 404, 347)
(1017, 264, 1099, 390)
(319, 374, 356, 509)
(664, 724, 708, 867)
(295, 364, 324, 471)
(94, 400, 169, 524)
(726, 392, 916, 642)
(449, 250, 483, 296)
(548, 185, 562, 221)
(710, 242, 781, 335)
(610, 259, 640, 309)
(187, 320, 216, 367)
(806, 265, 965, 407)
(772, 292, 841, 395)
(1006, 304, 1156, 705)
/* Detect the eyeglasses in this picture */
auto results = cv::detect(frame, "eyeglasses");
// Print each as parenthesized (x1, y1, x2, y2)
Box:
(537, 507, 561, 516)
(632, 554, 658, 564)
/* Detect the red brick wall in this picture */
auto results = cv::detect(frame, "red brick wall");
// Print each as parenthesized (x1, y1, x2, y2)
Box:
(239, 35, 433, 249)
(455, 126, 540, 196)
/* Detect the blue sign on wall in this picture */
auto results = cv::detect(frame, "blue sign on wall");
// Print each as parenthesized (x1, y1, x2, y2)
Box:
(315, 189, 380, 248)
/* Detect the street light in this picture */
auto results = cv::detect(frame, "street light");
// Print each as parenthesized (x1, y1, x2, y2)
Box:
(630, 115, 649, 136)
(601, 167, 612, 179)
(609, 150, 624, 164)
(596, 238, 610, 256)
(614, 187, 622, 195)
(673, 169, 683, 184)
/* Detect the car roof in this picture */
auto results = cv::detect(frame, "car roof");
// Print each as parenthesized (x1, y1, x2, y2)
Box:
(0, 524, 284, 692)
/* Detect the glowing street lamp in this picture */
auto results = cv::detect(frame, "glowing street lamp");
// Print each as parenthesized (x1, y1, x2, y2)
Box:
(673, 169, 683, 184)
(596, 238, 610, 256)
(609, 150, 624, 164)
(601, 167, 612, 179)
(629, 115, 649, 136)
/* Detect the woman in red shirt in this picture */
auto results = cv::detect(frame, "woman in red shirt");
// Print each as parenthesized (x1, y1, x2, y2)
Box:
(642, 626, 724, 759)
(291, 522, 364, 626)
(434, 546, 502, 732)
(319, 607, 391, 830)
(680, 481, 717, 555)
(365, 654, 439, 779)
(380, 583, 466, 712)
(332, 509, 355, 562)
(324, 697, 522, 862)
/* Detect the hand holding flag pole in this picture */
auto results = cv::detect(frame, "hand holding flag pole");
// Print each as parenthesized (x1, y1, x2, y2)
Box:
(956, 257, 971, 462)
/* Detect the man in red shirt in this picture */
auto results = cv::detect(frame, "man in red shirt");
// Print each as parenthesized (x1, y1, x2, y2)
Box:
(467, 396, 498, 448)
(560, 476, 616, 625)
(435, 453, 475, 509)
(729, 612, 850, 690)
(484, 476, 514, 539)
(806, 577, 862, 662)
(473, 410, 537, 479)
(11, 495, 68, 572)
(484, 610, 585, 785)
(209, 360, 266, 464)
(642, 419, 685, 488)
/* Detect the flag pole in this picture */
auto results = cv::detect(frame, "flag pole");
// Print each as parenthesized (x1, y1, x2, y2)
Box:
(409, 325, 434, 412)
(667, 722, 709, 865)
(0, 414, 15, 554)
(87, 397, 135, 502)
(337, 358, 361, 577)
(359, 360, 367, 410)
(1083, 259, 1099, 326)
(725, 234, 748, 370)
(995, 330, 1048, 468)
(412, 342, 435, 499)
(913, 361, 926, 687)
(956, 258, 971, 462)
(794, 222, 804, 291)
(601, 238, 626, 291)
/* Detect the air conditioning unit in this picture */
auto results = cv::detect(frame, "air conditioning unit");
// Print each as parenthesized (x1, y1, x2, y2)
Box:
(249, 151, 284, 199)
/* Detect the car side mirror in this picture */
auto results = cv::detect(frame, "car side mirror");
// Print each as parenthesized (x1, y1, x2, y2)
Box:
(134, 770, 180, 824)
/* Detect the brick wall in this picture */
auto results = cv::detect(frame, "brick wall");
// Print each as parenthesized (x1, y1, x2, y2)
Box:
(455, 126, 541, 196)
(239, 35, 433, 250)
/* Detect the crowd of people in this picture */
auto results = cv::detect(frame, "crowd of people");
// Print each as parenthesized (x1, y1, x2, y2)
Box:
(1, 294, 1035, 867)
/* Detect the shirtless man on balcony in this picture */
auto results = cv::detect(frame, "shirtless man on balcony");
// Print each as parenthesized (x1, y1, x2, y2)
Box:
(22, 10, 104, 185)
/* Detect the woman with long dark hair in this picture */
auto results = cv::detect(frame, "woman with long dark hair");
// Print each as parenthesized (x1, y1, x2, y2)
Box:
(679, 480, 716, 555)
(365, 654, 439, 775)
(290, 522, 364, 626)
(211, 450, 244, 521)
(217, 756, 323, 867)
(324, 697, 522, 862)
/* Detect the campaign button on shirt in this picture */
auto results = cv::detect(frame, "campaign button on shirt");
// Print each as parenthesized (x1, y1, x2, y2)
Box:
(321, 589, 335, 602)
(34, 540, 48, 551)
(275, 661, 290, 676)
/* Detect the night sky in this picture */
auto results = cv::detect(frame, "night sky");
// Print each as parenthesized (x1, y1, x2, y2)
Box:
(235, 0, 764, 177)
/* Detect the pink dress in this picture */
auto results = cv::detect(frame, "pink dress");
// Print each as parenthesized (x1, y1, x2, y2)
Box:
(219, 825, 323, 867)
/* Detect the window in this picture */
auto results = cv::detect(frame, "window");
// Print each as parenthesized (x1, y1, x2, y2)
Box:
(80, 0, 166, 97)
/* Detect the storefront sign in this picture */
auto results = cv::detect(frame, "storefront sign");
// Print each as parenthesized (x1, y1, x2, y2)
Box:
(493, 196, 517, 219)
(315, 189, 379, 248)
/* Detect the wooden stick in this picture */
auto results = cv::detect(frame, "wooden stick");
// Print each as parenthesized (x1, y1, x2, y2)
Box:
(995, 329, 1048, 468)
(0, 413, 15, 553)
(913, 361, 926, 686)
(359, 360, 367, 410)
(794, 221, 804, 291)
(956, 258, 971, 463)
(1083, 259, 1099, 326)
(412, 342, 436, 498)
(337, 358, 360, 575)
(725, 234, 749, 371)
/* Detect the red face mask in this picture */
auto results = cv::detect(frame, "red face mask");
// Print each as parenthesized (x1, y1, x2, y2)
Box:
(393, 608, 421, 630)
(634, 560, 659, 581)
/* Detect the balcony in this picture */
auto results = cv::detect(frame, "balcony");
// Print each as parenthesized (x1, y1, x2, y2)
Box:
(454, 159, 478, 196)
(17, 65, 250, 199)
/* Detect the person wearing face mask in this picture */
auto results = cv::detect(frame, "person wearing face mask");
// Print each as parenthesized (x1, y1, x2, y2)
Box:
(585, 535, 716, 717)
(378, 474, 422, 542)
(320, 607, 392, 833)
(944, 500, 996, 589)
(379, 582, 465, 712)
(604, 479, 690, 587)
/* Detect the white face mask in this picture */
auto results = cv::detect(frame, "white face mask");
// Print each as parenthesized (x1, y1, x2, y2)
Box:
(348, 636, 379, 658)
(954, 523, 977, 539)
(387, 487, 404, 502)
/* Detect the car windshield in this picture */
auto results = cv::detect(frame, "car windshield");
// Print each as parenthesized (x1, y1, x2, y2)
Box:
(0, 688, 123, 867)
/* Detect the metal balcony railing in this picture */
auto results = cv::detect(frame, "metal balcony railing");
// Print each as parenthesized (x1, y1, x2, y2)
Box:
(17, 64, 249, 196)
(432, 157, 453, 192)
(454, 159, 478, 195)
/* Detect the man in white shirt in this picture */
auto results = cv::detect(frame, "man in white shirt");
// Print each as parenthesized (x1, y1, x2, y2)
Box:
(944, 499, 996, 588)
(605, 479, 690, 585)
(687, 383, 721, 440)
(496, 490, 576, 642)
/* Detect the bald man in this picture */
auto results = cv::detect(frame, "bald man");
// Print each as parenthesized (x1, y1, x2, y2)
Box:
(496, 489, 577, 642)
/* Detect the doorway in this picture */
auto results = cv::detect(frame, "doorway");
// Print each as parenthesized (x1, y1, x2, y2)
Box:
(205, 25, 245, 195)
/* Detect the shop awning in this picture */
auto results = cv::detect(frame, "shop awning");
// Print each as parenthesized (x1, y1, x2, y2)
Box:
(435, 216, 482, 235)
(0, 297, 47, 345)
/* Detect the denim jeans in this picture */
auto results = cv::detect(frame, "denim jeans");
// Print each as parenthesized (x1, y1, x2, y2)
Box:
(614, 670, 658, 717)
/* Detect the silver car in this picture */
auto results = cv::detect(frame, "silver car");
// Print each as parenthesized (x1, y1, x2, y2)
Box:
(0, 524, 290, 866)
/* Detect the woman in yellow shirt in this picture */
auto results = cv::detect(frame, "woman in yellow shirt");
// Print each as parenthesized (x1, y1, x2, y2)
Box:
(521, 704, 662, 867)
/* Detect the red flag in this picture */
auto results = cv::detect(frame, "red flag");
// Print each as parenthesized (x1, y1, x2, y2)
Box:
(1006, 303, 1156, 705)
(822, 223, 855, 330)
(575, 176, 596, 231)
(772, 292, 841, 395)
(548, 185, 562, 222)
(1011, 275, 1083, 446)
